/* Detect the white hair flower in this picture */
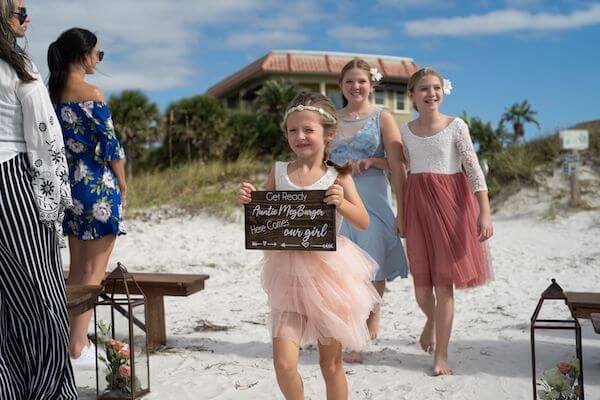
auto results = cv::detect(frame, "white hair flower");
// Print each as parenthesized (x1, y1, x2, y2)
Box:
(443, 79, 453, 95)
(370, 68, 383, 82)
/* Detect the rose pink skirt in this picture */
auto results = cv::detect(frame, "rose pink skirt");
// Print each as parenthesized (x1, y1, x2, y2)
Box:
(403, 172, 493, 289)
(261, 235, 381, 351)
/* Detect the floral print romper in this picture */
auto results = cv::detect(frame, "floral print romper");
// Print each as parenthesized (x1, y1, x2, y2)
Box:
(56, 101, 126, 240)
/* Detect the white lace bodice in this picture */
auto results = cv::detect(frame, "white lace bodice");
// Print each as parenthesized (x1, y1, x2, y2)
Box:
(275, 161, 338, 190)
(400, 118, 488, 192)
(274, 161, 341, 231)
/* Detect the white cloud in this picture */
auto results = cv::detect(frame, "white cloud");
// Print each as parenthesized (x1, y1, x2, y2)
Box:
(327, 25, 390, 51)
(404, 4, 600, 37)
(21, 0, 274, 92)
(226, 31, 309, 49)
(328, 26, 388, 41)
(378, 0, 452, 8)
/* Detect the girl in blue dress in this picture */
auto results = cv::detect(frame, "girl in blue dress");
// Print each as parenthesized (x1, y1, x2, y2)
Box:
(330, 59, 409, 362)
(48, 28, 126, 368)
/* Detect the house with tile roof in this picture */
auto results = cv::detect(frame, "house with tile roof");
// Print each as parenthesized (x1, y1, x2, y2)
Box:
(205, 50, 420, 125)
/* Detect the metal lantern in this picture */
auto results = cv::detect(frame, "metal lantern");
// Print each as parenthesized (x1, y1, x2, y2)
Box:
(530, 279, 584, 400)
(94, 263, 150, 399)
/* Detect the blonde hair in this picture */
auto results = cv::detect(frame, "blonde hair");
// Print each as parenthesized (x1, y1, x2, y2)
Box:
(407, 67, 443, 112)
(283, 91, 351, 175)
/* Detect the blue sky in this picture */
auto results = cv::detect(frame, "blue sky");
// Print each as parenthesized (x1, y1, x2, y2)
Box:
(23, 0, 600, 140)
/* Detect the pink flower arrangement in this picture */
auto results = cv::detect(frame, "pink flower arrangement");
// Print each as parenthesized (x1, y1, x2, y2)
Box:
(96, 321, 134, 396)
(537, 358, 580, 400)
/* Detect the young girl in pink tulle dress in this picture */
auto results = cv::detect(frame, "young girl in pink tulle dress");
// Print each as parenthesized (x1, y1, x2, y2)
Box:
(401, 68, 494, 376)
(238, 92, 381, 399)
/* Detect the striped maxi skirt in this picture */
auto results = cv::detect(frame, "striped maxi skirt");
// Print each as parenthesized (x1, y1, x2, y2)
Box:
(0, 154, 77, 399)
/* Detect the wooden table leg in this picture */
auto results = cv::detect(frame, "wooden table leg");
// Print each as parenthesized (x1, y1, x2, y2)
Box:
(145, 292, 166, 352)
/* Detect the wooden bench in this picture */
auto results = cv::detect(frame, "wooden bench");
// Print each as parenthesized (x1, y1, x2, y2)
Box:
(65, 272, 209, 351)
(591, 313, 600, 334)
(565, 292, 600, 319)
(66, 284, 103, 319)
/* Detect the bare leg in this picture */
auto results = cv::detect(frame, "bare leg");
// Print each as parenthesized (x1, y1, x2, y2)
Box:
(367, 280, 386, 339)
(433, 285, 454, 376)
(319, 340, 347, 400)
(345, 280, 386, 364)
(414, 284, 436, 353)
(67, 235, 116, 358)
(273, 338, 303, 400)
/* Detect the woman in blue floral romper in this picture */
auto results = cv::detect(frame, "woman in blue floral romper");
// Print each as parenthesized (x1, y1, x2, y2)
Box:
(48, 28, 126, 368)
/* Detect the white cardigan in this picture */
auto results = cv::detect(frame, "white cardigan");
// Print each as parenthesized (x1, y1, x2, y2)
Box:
(0, 58, 72, 244)
(0, 59, 28, 162)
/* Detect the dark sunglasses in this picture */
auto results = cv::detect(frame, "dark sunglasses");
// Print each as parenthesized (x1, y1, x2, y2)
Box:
(98, 50, 104, 62)
(11, 7, 27, 25)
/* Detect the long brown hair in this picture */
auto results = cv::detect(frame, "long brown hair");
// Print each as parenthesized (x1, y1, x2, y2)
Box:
(0, 0, 34, 82)
(283, 91, 352, 175)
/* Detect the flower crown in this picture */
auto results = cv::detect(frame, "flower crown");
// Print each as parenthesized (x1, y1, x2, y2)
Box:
(282, 104, 337, 128)
(370, 68, 383, 82)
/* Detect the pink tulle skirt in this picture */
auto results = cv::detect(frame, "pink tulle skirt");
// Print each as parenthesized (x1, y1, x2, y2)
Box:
(404, 172, 493, 289)
(261, 235, 382, 351)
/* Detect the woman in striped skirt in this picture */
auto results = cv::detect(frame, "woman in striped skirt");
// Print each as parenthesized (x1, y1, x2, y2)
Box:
(0, 1, 77, 398)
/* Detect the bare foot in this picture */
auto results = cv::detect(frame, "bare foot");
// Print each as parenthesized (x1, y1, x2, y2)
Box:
(343, 351, 363, 364)
(433, 353, 453, 376)
(419, 319, 435, 353)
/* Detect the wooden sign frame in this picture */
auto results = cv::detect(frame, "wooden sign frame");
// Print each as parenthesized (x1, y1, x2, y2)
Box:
(244, 190, 336, 251)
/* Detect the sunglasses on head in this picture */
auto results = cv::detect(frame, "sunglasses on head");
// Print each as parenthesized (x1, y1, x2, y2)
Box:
(11, 7, 27, 25)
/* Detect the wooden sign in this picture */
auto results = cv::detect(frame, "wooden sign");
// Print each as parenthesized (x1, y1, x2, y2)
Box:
(244, 190, 336, 251)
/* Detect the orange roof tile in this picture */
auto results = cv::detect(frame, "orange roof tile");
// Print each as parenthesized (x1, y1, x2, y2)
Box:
(206, 50, 419, 98)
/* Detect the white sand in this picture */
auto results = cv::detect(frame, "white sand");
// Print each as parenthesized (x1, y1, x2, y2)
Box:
(68, 204, 600, 399)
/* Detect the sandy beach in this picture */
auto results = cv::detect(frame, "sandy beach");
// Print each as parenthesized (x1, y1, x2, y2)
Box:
(67, 202, 600, 399)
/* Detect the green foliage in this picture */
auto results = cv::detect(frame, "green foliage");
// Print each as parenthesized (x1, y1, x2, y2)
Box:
(108, 90, 160, 175)
(222, 111, 260, 161)
(460, 112, 507, 157)
(254, 79, 298, 157)
(166, 95, 227, 163)
(127, 154, 270, 216)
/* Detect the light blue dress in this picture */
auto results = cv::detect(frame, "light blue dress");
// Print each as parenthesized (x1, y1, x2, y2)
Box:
(330, 108, 409, 281)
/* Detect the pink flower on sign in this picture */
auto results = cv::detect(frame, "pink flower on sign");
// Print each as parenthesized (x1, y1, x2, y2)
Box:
(118, 365, 131, 378)
(557, 361, 573, 374)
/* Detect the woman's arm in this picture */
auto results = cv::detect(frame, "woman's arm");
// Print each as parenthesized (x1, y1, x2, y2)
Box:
(353, 157, 389, 175)
(380, 111, 407, 236)
(109, 159, 127, 207)
(324, 173, 369, 230)
(475, 191, 493, 241)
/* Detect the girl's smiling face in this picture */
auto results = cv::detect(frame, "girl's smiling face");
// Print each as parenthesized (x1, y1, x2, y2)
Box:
(341, 67, 373, 106)
(285, 110, 332, 160)
(410, 73, 444, 113)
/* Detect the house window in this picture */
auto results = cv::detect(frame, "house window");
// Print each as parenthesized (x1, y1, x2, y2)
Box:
(395, 88, 406, 111)
(374, 89, 385, 106)
(327, 88, 344, 110)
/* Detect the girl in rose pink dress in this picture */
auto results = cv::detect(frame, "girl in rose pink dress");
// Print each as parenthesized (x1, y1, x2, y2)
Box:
(401, 67, 493, 376)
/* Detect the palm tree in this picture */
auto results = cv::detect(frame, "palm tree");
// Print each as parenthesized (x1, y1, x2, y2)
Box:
(499, 100, 540, 143)
(108, 90, 160, 176)
(254, 80, 298, 156)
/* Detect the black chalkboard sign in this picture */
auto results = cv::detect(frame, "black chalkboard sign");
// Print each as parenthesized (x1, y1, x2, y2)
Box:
(244, 190, 336, 251)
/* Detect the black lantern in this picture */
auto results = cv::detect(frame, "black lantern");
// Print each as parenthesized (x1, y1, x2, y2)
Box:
(530, 279, 584, 400)
(94, 263, 150, 399)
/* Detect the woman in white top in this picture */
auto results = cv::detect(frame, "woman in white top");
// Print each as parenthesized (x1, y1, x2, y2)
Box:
(0, 1, 77, 398)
